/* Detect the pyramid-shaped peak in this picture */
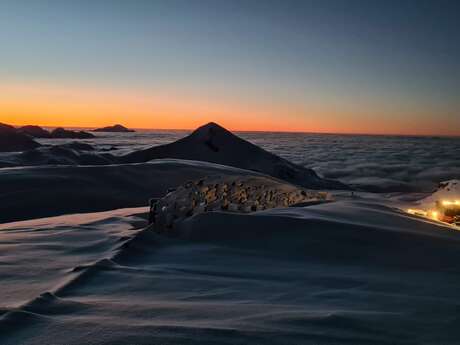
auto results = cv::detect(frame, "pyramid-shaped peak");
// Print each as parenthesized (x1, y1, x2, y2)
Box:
(187, 122, 236, 143)
(120, 120, 349, 190)
(193, 122, 229, 134)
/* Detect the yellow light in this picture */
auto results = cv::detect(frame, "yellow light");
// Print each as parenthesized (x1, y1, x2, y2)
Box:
(407, 209, 427, 216)
(441, 200, 460, 207)
(430, 211, 439, 220)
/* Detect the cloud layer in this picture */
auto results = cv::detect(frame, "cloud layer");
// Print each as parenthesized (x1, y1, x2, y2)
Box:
(243, 133, 460, 193)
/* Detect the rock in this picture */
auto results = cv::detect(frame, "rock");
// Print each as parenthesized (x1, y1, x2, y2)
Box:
(149, 174, 331, 233)
(0, 123, 41, 152)
(228, 203, 239, 212)
(50, 128, 95, 139)
(92, 124, 135, 132)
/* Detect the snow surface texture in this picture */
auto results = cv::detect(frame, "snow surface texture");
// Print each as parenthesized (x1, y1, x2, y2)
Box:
(1, 201, 460, 345)
(0, 159, 263, 223)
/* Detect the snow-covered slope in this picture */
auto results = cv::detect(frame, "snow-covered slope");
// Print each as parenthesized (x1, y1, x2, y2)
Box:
(121, 122, 348, 190)
(419, 179, 460, 209)
(2, 201, 460, 344)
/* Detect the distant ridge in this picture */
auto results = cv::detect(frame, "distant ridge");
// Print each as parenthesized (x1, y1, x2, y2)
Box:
(121, 122, 348, 190)
(93, 124, 134, 132)
(50, 127, 95, 139)
(0, 123, 41, 152)
(17, 124, 95, 139)
(19, 125, 52, 138)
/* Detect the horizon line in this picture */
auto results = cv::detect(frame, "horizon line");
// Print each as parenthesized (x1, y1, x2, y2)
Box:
(5, 121, 460, 138)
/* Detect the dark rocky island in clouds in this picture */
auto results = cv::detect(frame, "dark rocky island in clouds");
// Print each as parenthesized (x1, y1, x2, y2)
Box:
(19, 125, 52, 138)
(0, 124, 95, 147)
(49, 127, 95, 139)
(19, 125, 95, 140)
(93, 124, 135, 132)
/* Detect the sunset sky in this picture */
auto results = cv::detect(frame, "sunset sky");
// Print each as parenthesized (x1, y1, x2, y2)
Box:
(1, 0, 459, 135)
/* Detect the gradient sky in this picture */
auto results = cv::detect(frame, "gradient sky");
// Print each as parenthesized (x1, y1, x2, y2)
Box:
(0, 0, 459, 134)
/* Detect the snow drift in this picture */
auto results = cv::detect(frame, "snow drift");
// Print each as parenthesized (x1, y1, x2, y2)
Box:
(2, 201, 460, 344)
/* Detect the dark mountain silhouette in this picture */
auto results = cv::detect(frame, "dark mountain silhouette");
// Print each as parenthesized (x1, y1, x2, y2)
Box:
(0, 123, 41, 152)
(121, 122, 348, 189)
(93, 124, 134, 132)
(18, 125, 95, 139)
(50, 127, 95, 139)
(19, 125, 52, 138)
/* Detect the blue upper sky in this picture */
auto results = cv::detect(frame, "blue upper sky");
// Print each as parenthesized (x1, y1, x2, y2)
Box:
(0, 0, 459, 134)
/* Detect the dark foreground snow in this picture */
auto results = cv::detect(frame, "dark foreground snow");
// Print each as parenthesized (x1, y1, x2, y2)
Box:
(1, 200, 460, 345)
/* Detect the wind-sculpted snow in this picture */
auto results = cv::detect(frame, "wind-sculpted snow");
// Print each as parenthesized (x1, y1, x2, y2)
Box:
(0, 159, 267, 223)
(1, 201, 460, 344)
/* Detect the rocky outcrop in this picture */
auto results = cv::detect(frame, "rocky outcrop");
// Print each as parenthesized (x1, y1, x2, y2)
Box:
(0, 123, 41, 152)
(149, 175, 331, 232)
(50, 128, 95, 139)
(121, 122, 348, 190)
(93, 124, 134, 132)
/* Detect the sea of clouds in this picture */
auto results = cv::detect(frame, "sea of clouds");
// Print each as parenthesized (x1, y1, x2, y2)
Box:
(243, 133, 460, 193)
(25, 130, 460, 193)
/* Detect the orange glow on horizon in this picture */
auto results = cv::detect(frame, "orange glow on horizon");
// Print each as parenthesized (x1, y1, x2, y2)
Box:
(1, 81, 459, 136)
